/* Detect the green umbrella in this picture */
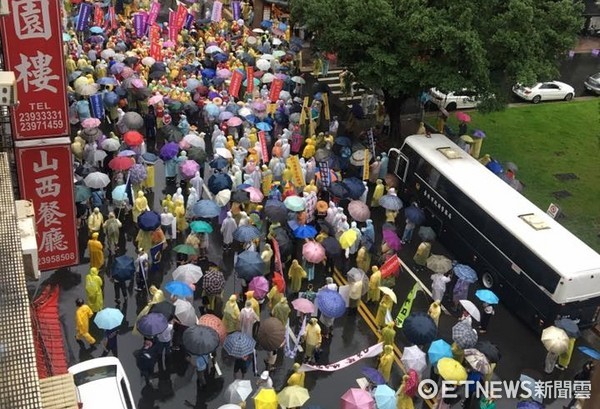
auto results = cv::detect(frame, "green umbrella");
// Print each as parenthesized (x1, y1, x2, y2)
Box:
(173, 244, 199, 255)
(190, 220, 213, 233)
(187, 147, 208, 163)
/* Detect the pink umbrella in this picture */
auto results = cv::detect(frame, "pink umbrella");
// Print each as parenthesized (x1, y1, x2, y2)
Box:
(81, 118, 101, 129)
(148, 94, 163, 105)
(341, 388, 375, 409)
(227, 117, 243, 127)
(131, 78, 145, 89)
(121, 66, 134, 79)
(162, 40, 175, 48)
(243, 186, 264, 203)
(291, 297, 315, 314)
(180, 159, 200, 179)
(217, 68, 232, 79)
(302, 241, 325, 263)
(382, 228, 402, 252)
(248, 276, 269, 299)
(456, 111, 472, 123)
(179, 140, 191, 150)
(348, 200, 370, 222)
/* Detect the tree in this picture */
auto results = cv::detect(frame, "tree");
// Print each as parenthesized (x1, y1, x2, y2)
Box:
(291, 0, 583, 138)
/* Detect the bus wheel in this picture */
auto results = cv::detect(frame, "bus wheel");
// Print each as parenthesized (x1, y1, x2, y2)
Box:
(482, 272, 494, 289)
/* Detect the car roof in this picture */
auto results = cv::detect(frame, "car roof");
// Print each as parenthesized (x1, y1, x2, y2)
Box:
(68, 357, 123, 373)
(76, 378, 126, 409)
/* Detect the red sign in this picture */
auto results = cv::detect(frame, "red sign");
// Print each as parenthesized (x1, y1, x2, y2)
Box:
(94, 5, 104, 27)
(16, 144, 79, 271)
(380, 255, 401, 279)
(0, 0, 69, 139)
(229, 70, 243, 98)
(269, 78, 284, 102)
(258, 131, 269, 163)
(175, 4, 188, 30)
(246, 66, 254, 93)
(149, 24, 161, 43)
(150, 42, 162, 61)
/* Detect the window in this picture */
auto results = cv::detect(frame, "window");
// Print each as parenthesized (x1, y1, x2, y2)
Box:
(396, 154, 409, 181)
(120, 379, 133, 409)
(73, 365, 117, 386)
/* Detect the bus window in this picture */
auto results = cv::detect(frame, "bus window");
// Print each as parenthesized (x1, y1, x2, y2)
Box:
(396, 154, 409, 182)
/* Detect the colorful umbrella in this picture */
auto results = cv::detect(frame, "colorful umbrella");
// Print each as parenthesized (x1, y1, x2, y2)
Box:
(224, 332, 256, 358)
(190, 220, 213, 234)
(94, 308, 124, 330)
(159, 142, 180, 160)
(302, 241, 326, 264)
(183, 133, 205, 148)
(202, 268, 226, 295)
(284, 196, 305, 211)
(123, 130, 144, 146)
(180, 159, 200, 179)
(403, 312, 437, 345)
(224, 379, 253, 404)
(172, 264, 203, 284)
(427, 255, 453, 274)
(578, 346, 600, 360)
(227, 117, 243, 127)
(257, 317, 286, 350)
(373, 384, 395, 409)
(437, 358, 468, 382)
(128, 163, 147, 184)
(291, 298, 315, 314)
(452, 321, 478, 349)
(233, 225, 261, 242)
(378, 193, 403, 211)
(381, 229, 401, 252)
(428, 339, 453, 365)
(248, 276, 269, 299)
(294, 225, 318, 239)
(340, 388, 374, 409)
(137, 211, 161, 231)
(473, 129, 486, 138)
(277, 386, 310, 408)
(475, 289, 499, 305)
(198, 314, 227, 344)
(348, 200, 370, 222)
(173, 244, 198, 255)
(456, 111, 471, 123)
(183, 325, 220, 355)
(453, 264, 478, 283)
(108, 156, 134, 171)
(101, 138, 121, 152)
(117, 149, 137, 157)
(464, 348, 492, 374)
(361, 367, 385, 385)
(316, 289, 346, 318)
(193, 200, 221, 218)
(75, 185, 92, 203)
(401, 345, 427, 374)
(137, 313, 168, 337)
(243, 186, 264, 203)
(254, 388, 277, 409)
(81, 118, 101, 128)
(165, 281, 194, 298)
(541, 326, 570, 354)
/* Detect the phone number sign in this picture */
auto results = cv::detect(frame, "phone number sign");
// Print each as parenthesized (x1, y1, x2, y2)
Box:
(0, 0, 70, 139)
(16, 144, 79, 270)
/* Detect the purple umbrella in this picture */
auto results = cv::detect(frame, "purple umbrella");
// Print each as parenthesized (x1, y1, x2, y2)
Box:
(361, 367, 386, 385)
(110, 62, 125, 74)
(137, 312, 168, 337)
(159, 142, 179, 160)
(217, 68, 232, 79)
(128, 163, 147, 184)
(219, 111, 234, 121)
(472, 130, 486, 138)
(316, 289, 346, 318)
(405, 205, 425, 224)
(382, 228, 401, 251)
(180, 159, 200, 179)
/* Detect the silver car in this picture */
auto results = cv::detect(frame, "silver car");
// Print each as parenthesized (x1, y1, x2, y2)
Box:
(584, 73, 600, 95)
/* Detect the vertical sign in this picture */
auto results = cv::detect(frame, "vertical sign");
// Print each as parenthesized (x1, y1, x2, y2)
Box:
(229, 70, 243, 98)
(232, 0, 241, 20)
(362, 149, 369, 180)
(395, 283, 420, 328)
(175, 4, 187, 31)
(269, 78, 284, 103)
(211, 0, 223, 22)
(168, 10, 177, 42)
(258, 131, 269, 163)
(108, 6, 117, 30)
(245, 66, 254, 94)
(16, 144, 78, 271)
(184, 12, 195, 30)
(322, 92, 331, 121)
(299, 96, 309, 124)
(147, 1, 160, 27)
(318, 161, 330, 187)
(89, 93, 104, 119)
(1, 0, 70, 139)
(133, 12, 148, 38)
(287, 155, 305, 187)
(75, 2, 92, 31)
(367, 128, 376, 160)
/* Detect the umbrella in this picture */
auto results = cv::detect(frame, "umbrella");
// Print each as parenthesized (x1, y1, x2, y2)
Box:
(123, 130, 144, 146)
(381, 229, 401, 252)
(231, 190, 250, 203)
(256, 122, 272, 131)
(322, 236, 342, 257)
(453, 264, 478, 283)
(81, 118, 101, 128)
(187, 147, 207, 164)
(108, 157, 133, 171)
(340, 388, 374, 409)
(137, 313, 168, 337)
(291, 76, 305, 84)
(428, 339, 453, 365)
(265, 200, 288, 223)
(198, 314, 227, 343)
(174, 299, 198, 327)
(473, 129, 486, 138)
(257, 317, 286, 350)
(316, 289, 346, 318)
(464, 348, 492, 374)
(475, 341, 502, 363)
(348, 200, 370, 222)
(243, 186, 264, 203)
(120, 111, 144, 130)
(172, 264, 203, 284)
(233, 225, 261, 242)
(165, 281, 194, 298)
(75, 185, 92, 202)
(112, 185, 130, 203)
(378, 287, 397, 303)
(334, 136, 352, 147)
(405, 205, 426, 224)
(339, 229, 358, 249)
(159, 142, 180, 161)
(183, 325, 220, 355)
(248, 276, 269, 299)
(437, 358, 468, 382)
(81, 127, 102, 142)
(554, 318, 580, 338)
(459, 300, 481, 322)
(180, 159, 200, 179)
(427, 255, 453, 274)
(373, 384, 395, 409)
(224, 332, 256, 358)
(150, 301, 175, 319)
(190, 220, 213, 234)
(183, 133, 205, 148)
(401, 345, 427, 374)
(256, 59, 271, 71)
(215, 189, 231, 207)
(278, 386, 310, 408)
(328, 182, 349, 198)
(302, 241, 326, 263)
(291, 298, 315, 314)
(128, 164, 147, 184)
(343, 177, 366, 200)
(202, 268, 226, 295)
(111, 255, 134, 281)
(173, 244, 198, 255)
(225, 380, 253, 404)
(293, 225, 317, 239)
(505, 161, 519, 172)
(456, 112, 471, 122)
(193, 200, 221, 218)
(208, 173, 233, 194)
(475, 289, 499, 305)
(403, 312, 437, 345)
(215, 147, 233, 160)
(578, 346, 600, 360)
(148, 94, 163, 106)
(235, 250, 265, 281)
(379, 193, 403, 211)
(254, 388, 277, 409)
(83, 172, 110, 188)
(227, 117, 243, 127)
(284, 196, 305, 212)
(361, 367, 385, 385)
(452, 321, 478, 349)
(117, 149, 137, 157)
(94, 308, 124, 330)
(418, 226, 436, 241)
(101, 138, 120, 152)
(94, 151, 106, 164)
(137, 211, 161, 231)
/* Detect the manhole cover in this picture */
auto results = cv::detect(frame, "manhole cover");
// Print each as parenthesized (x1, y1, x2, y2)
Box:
(553, 173, 578, 181)
(552, 190, 572, 199)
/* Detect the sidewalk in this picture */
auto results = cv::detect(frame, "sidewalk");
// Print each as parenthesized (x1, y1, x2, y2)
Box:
(574, 36, 600, 53)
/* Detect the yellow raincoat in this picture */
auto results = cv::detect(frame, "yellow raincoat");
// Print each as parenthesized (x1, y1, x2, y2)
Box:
(287, 363, 306, 387)
(367, 266, 382, 303)
(133, 286, 165, 336)
(144, 164, 155, 189)
(85, 267, 103, 312)
(162, 195, 175, 214)
(223, 295, 240, 333)
(303, 318, 321, 359)
(174, 200, 188, 232)
(378, 345, 394, 383)
(75, 304, 95, 344)
(266, 285, 283, 311)
(375, 294, 393, 328)
(271, 298, 291, 326)
(356, 246, 371, 274)
(87, 233, 104, 270)
(133, 191, 148, 223)
(371, 179, 384, 207)
(397, 375, 415, 409)
(245, 291, 260, 317)
(428, 300, 442, 327)
(380, 322, 396, 346)
(288, 260, 307, 293)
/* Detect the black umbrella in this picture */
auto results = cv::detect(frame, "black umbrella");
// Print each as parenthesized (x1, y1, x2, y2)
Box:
(329, 181, 349, 198)
(475, 341, 502, 363)
(235, 250, 265, 281)
(316, 220, 334, 235)
(209, 157, 229, 170)
(208, 173, 233, 194)
(111, 255, 135, 281)
(271, 227, 293, 259)
(202, 268, 226, 295)
(187, 147, 207, 163)
(150, 301, 176, 319)
(265, 199, 288, 223)
(231, 189, 250, 203)
(157, 124, 184, 142)
(150, 62, 167, 72)
(183, 325, 220, 355)
(75, 165, 97, 178)
(322, 236, 342, 257)
(342, 177, 366, 200)
(403, 312, 437, 345)
(148, 70, 167, 80)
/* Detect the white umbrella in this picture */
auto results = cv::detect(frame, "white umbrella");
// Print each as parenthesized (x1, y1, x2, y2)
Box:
(459, 299, 481, 322)
(261, 73, 275, 83)
(206, 45, 224, 54)
(100, 49, 116, 60)
(541, 326, 570, 354)
(215, 147, 233, 159)
(252, 28, 264, 34)
(291, 76, 306, 84)
(401, 345, 427, 374)
(224, 379, 253, 404)
(378, 286, 397, 303)
(256, 59, 271, 71)
(260, 53, 274, 61)
(141, 56, 156, 67)
(215, 189, 231, 206)
(84, 171, 110, 188)
(172, 264, 203, 284)
(94, 150, 107, 163)
(183, 133, 205, 148)
(272, 38, 282, 46)
(78, 83, 100, 96)
(101, 138, 121, 152)
(174, 299, 198, 327)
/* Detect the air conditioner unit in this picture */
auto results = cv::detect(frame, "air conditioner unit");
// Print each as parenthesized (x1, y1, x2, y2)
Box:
(0, 0, 9, 15)
(0, 71, 17, 106)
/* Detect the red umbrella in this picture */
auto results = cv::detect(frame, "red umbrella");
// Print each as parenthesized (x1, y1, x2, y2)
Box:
(456, 111, 471, 123)
(197, 314, 227, 344)
(108, 156, 134, 171)
(123, 130, 144, 146)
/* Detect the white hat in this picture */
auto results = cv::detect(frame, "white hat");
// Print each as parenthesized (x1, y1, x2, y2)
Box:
(260, 371, 270, 380)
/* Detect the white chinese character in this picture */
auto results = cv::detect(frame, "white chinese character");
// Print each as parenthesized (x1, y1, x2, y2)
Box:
(12, 0, 51, 40)
(533, 380, 550, 399)
(39, 227, 67, 253)
(15, 51, 59, 93)
(35, 175, 60, 198)
(554, 380, 571, 399)
(33, 151, 58, 173)
(573, 380, 591, 399)
(37, 201, 65, 228)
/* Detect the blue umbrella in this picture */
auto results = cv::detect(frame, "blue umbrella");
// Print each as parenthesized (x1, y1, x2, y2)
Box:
(94, 308, 124, 330)
(233, 225, 261, 242)
(89, 26, 104, 34)
(209, 157, 230, 170)
(97, 77, 118, 86)
(379, 194, 403, 211)
(137, 211, 161, 231)
(159, 142, 180, 160)
(112, 185, 129, 202)
(486, 160, 503, 175)
(208, 173, 233, 194)
(428, 339, 453, 365)
(235, 250, 265, 281)
(137, 312, 168, 337)
(405, 205, 426, 224)
(334, 136, 352, 147)
(373, 384, 396, 409)
(63, 32, 72, 41)
(224, 332, 256, 358)
(256, 122, 272, 131)
(316, 289, 346, 318)
(554, 318, 580, 338)
(453, 264, 478, 283)
(68, 71, 82, 82)
(103, 91, 119, 107)
(578, 346, 600, 360)
(213, 53, 229, 63)
(111, 255, 135, 281)
(342, 177, 366, 200)
(293, 225, 317, 239)
(165, 281, 194, 298)
(244, 114, 258, 124)
(264, 199, 288, 223)
(328, 181, 349, 198)
(141, 152, 159, 164)
(403, 312, 437, 345)
(75, 185, 92, 202)
(475, 289, 499, 305)
(260, 20, 273, 28)
(193, 199, 221, 218)
(361, 367, 386, 385)
(201, 68, 216, 78)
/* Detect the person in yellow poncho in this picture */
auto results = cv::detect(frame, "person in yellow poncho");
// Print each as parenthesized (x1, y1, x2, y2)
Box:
(266, 283, 283, 311)
(174, 199, 188, 234)
(428, 300, 442, 327)
(133, 286, 165, 336)
(133, 191, 148, 223)
(288, 260, 307, 294)
(143, 163, 155, 193)
(378, 345, 394, 383)
(375, 294, 394, 329)
(75, 298, 96, 346)
(396, 374, 415, 409)
(303, 318, 321, 364)
(223, 294, 240, 333)
(162, 194, 175, 214)
(85, 267, 104, 313)
(380, 321, 396, 346)
(367, 266, 382, 303)
(87, 207, 104, 236)
(371, 179, 384, 207)
(271, 297, 291, 326)
(287, 363, 306, 387)
(356, 245, 371, 273)
(87, 232, 104, 270)
(245, 290, 260, 316)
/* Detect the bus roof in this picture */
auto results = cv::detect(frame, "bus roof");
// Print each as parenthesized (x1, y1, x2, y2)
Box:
(403, 134, 600, 278)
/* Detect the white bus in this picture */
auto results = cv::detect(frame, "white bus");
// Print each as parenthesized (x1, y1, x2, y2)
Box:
(388, 134, 600, 331)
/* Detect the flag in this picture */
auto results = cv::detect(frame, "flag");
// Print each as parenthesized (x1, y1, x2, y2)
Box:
(395, 283, 420, 328)
(150, 242, 164, 273)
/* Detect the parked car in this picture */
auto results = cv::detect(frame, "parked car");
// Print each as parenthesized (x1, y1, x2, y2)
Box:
(428, 88, 482, 111)
(68, 357, 136, 409)
(512, 81, 575, 103)
(584, 72, 600, 95)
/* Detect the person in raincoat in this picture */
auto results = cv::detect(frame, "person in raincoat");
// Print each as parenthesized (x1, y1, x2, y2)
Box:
(239, 300, 260, 337)
(87, 207, 104, 236)
(557, 336, 577, 370)
(288, 260, 307, 295)
(287, 362, 306, 387)
(133, 191, 149, 223)
(143, 162, 156, 193)
(272, 297, 291, 326)
(267, 282, 284, 311)
(356, 245, 371, 273)
(370, 179, 384, 207)
(87, 232, 104, 270)
(133, 285, 165, 337)
(380, 321, 396, 346)
(397, 374, 415, 409)
(174, 199, 188, 234)
(103, 212, 122, 255)
(375, 294, 394, 329)
(452, 278, 470, 312)
(221, 211, 237, 250)
(261, 243, 273, 275)
(367, 266, 382, 303)
(413, 241, 432, 269)
(348, 278, 363, 314)
(431, 272, 451, 304)
(75, 298, 96, 346)
(428, 300, 442, 327)
(223, 294, 241, 333)
(303, 318, 321, 364)
(245, 290, 260, 316)
(85, 267, 104, 312)
(378, 345, 394, 383)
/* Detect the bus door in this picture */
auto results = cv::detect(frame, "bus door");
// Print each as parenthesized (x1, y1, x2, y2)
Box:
(388, 148, 409, 182)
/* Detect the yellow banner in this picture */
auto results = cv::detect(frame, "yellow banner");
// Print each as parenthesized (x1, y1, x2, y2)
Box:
(363, 149, 369, 180)
(299, 96, 309, 124)
(287, 155, 305, 187)
(267, 103, 277, 115)
(322, 92, 331, 121)
(396, 283, 421, 328)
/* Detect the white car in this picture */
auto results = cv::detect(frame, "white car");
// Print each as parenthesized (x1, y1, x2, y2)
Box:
(68, 357, 136, 409)
(428, 88, 482, 111)
(512, 81, 575, 103)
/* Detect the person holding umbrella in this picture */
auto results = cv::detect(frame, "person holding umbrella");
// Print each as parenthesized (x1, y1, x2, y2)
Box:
(431, 272, 451, 303)
(135, 338, 159, 386)
(375, 293, 394, 329)
(101, 327, 120, 357)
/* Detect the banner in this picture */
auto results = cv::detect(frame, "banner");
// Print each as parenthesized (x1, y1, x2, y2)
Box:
(287, 155, 305, 187)
(395, 283, 420, 328)
(184, 12, 195, 30)
(318, 161, 330, 187)
(147, 1, 160, 27)
(1, 0, 70, 139)
(108, 6, 117, 30)
(232, 0, 241, 20)
(16, 143, 78, 270)
(150, 242, 164, 273)
(258, 131, 269, 163)
(133, 12, 148, 38)
(271, 237, 282, 274)
(93, 5, 103, 27)
(322, 92, 331, 121)
(89, 93, 104, 119)
(168, 11, 177, 42)
(362, 149, 369, 180)
(175, 4, 187, 31)
(269, 79, 284, 103)
(246, 66, 254, 94)
(211, 0, 223, 22)
(299, 97, 309, 124)
(380, 255, 400, 279)
(149, 41, 161, 61)
(299, 343, 383, 372)
(149, 24, 161, 43)
(76, 3, 92, 31)
(229, 70, 243, 98)
(367, 128, 376, 160)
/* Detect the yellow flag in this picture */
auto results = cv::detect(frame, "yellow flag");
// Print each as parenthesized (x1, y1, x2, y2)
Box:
(286, 155, 305, 187)
(322, 92, 331, 121)
(299, 96, 309, 124)
(395, 283, 421, 328)
(267, 103, 277, 115)
(363, 149, 370, 180)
